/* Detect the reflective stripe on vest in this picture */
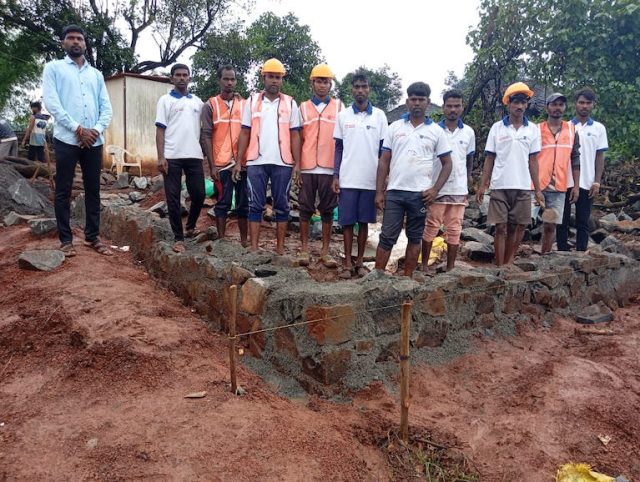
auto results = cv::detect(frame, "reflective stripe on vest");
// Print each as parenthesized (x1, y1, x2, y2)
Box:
(300, 98, 342, 170)
(209, 95, 246, 167)
(246, 92, 294, 165)
(537, 121, 575, 191)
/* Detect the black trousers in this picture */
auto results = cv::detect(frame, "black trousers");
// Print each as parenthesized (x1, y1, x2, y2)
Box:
(164, 158, 205, 241)
(556, 188, 593, 251)
(27, 145, 45, 161)
(53, 139, 103, 245)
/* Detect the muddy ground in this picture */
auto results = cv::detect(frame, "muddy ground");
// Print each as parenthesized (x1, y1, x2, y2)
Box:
(1, 221, 639, 481)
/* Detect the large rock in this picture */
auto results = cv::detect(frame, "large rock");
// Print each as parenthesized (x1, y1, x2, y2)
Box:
(28, 218, 57, 236)
(600, 235, 632, 257)
(461, 227, 494, 244)
(115, 172, 130, 189)
(461, 241, 494, 261)
(132, 176, 148, 190)
(0, 164, 54, 217)
(18, 249, 65, 271)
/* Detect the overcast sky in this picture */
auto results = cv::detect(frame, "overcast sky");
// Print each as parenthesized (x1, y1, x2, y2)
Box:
(251, 0, 481, 105)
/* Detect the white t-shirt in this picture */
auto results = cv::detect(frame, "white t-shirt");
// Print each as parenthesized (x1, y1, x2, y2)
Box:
(303, 98, 345, 175)
(382, 115, 452, 192)
(333, 103, 388, 190)
(155, 90, 204, 159)
(241, 94, 301, 168)
(571, 118, 608, 189)
(485, 116, 541, 190)
(435, 120, 475, 195)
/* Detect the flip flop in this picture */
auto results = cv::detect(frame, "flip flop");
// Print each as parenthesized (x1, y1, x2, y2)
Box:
(60, 243, 77, 257)
(84, 239, 113, 256)
(172, 241, 186, 253)
(295, 251, 311, 266)
(320, 254, 338, 269)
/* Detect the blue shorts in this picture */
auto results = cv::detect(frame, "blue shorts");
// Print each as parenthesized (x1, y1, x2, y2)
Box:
(247, 164, 292, 222)
(379, 190, 426, 250)
(338, 188, 376, 226)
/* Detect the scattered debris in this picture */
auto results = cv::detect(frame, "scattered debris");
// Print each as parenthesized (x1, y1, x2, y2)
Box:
(597, 434, 612, 446)
(184, 391, 207, 399)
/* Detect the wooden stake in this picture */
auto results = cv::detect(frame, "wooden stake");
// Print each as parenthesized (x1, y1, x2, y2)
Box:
(400, 300, 412, 443)
(229, 284, 238, 394)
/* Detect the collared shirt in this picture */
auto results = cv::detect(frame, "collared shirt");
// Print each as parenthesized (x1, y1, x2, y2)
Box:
(302, 97, 345, 175)
(570, 117, 608, 189)
(436, 119, 476, 196)
(333, 102, 388, 189)
(155, 89, 204, 159)
(240, 94, 301, 167)
(382, 114, 451, 192)
(42, 55, 112, 146)
(485, 116, 541, 190)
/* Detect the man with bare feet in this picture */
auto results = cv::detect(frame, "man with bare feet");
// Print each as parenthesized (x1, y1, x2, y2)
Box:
(235, 58, 301, 255)
(477, 82, 544, 266)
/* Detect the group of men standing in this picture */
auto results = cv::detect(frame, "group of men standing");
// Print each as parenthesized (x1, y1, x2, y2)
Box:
(41, 24, 607, 274)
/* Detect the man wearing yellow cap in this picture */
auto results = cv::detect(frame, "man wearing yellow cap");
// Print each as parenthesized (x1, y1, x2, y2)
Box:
(235, 58, 302, 255)
(296, 64, 344, 268)
(477, 82, 544, 266)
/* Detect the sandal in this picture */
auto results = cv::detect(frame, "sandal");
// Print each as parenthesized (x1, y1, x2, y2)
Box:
(320, 254, 338, 269)
(172, 241, 186, 253)
(84, 239, 113, 256)
(60, 243, 77, 257)
(185, 228, 201, 238)
(295, 251, 311, 266)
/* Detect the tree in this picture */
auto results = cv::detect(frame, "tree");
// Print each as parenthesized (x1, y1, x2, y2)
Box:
(0, 0, 249, 111)
(457, 0, 640, 160)
(336, 65, 402, 112)
(192, 12, 324, 102)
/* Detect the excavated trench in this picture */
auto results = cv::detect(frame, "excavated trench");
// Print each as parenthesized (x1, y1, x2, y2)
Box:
(76, 197, 640, 396)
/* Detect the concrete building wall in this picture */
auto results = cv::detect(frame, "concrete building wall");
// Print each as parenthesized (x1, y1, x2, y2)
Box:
(105, 74, 171, 174)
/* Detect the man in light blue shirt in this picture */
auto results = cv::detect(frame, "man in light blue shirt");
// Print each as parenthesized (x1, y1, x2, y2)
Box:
(43, 24, 113, 256)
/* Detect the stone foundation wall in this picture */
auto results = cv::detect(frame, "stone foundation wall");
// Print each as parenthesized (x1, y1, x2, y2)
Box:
(95, 203, 640, 395)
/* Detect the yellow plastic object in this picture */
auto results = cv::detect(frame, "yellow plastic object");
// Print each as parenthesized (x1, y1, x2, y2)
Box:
(502, 81, 535, 105)
(261, 58, 286, 75)
(417, 236, 447, 266)
(556, 463, 615, 482)
(309, 63, 335, 80)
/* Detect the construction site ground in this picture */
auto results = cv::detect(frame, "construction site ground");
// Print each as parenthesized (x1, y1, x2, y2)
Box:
(1, 222, 639, 481)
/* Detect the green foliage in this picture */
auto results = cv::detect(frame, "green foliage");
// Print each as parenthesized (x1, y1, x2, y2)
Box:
(336, 65, 403, 112)
(459, 0, 640, 160)
(192, 12, 324, 103)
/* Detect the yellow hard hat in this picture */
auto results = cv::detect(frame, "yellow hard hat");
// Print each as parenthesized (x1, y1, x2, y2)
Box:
(502, 82, 535, 105)
(261, 58, 286, 75)
(309, 64, 335, 80)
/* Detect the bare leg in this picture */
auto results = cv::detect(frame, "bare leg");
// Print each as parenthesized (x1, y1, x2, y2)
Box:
(238, 218, 248, 247)
(505, 223, 526, 264)
(216, 216, 226, 238)
(249, 221, 260, 251)
(355, 222, 368, 267)
(276, 221, 287, 255)
(342, 225, 354, 270)
(541, 222, 555, 253)
(494, 223, 507, 266)
(375, 246, 391, 271)
(300, 219, 310, 254)
(321, 221, 332, 257)
(403, 242, 421, 277)
(421, 240, 433, 272)
(446, 244, 459, 271)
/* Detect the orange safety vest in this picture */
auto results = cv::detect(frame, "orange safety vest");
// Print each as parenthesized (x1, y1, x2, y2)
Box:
(536, 121, 575, 191)
(299, 98, 342, 170)
(208, 94, 246, 167)
(246, 92, 294, 165)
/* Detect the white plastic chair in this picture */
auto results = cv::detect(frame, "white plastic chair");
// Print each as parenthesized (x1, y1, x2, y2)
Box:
(107, 145, 143, 176)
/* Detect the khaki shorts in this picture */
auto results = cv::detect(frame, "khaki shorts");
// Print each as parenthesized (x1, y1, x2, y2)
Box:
(487, 189, 532, 225)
